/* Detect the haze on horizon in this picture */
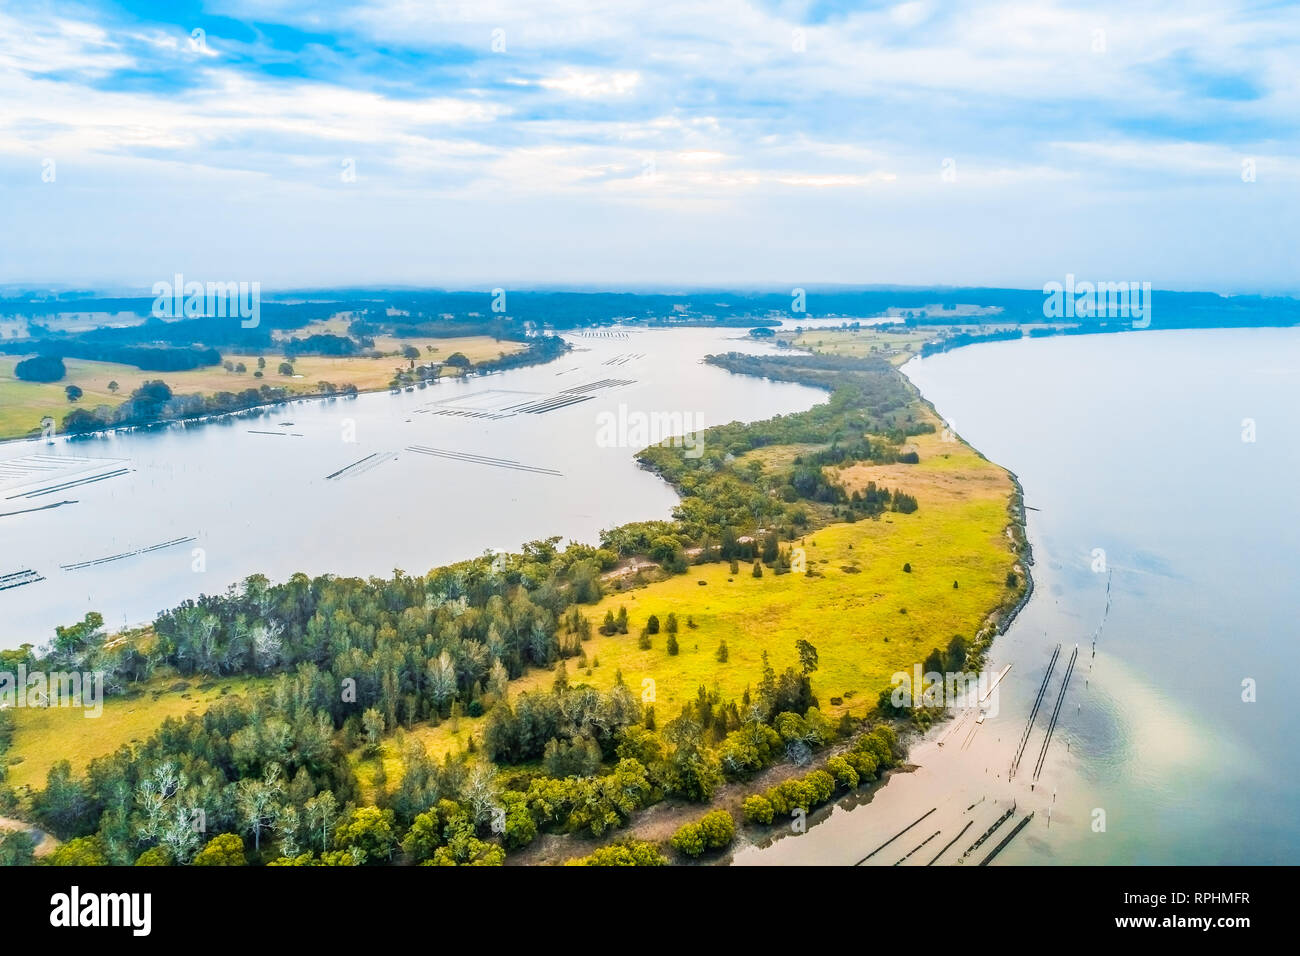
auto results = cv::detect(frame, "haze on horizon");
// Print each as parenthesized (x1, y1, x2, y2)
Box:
(1, 1, 1297, 295)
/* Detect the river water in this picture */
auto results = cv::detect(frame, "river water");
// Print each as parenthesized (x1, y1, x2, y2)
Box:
(0, 328, 824, 647)
(735, 326, 1300, 865)
(6, 324, 1295, 865)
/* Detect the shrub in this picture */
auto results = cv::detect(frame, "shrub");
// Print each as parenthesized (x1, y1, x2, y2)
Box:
(697, 810, 735, 849)
(670, 822, 706, 857)
(826, 755, 859, 790)
(567, 839, 667, 866)
(671, 810, 734, 858)
(742, 794, 774, 825)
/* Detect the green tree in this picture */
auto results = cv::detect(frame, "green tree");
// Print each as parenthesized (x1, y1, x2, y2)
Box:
(333, 806, 398, 864)
(65, 385, 83, 402)
(795, 639, 819, 676)
(193, 833, 247, 866)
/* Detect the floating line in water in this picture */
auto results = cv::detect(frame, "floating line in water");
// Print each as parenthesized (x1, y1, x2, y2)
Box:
(927, 820, 973, 866)
(0, 499, 77, 518)
(405, 445, 562, 477)
(60, 536, 196, 571)
(894, 829, 941, 865)
(1033, 646, 1078, 782)
(325, 453, 377, 480)
(0, 569, 45, 591)
(1010, 643, 1060, 778)
(961, 806, 1015, 861)
(501, 393, 597, 414)
(853, 807, 936, 866)
(7, 468, 129, 500)
(979, 811, 1034, 866)
(557, 378, 635, 394)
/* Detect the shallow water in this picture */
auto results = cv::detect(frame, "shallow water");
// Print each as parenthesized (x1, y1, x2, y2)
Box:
(735, 327, 1300, 865)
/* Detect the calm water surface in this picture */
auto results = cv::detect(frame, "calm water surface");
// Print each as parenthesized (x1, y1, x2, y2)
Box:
(736, 327, 1300, 865)
(0, 328, 823, 646)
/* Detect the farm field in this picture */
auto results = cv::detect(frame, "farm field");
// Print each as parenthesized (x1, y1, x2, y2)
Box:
(0, 335, 522, 439)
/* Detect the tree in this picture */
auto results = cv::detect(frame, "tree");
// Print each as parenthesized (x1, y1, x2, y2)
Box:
(666, 632, 679, 656)
(361, 708, 385, 753)
(107, 380, 119, 393)
(304, 791, 338, 852)
(257, 356, 266, 369)
(279, 362, 294, 375)
(715, 640, 728, 663)
(665, 612, 678, 634)
(444, 352, 471, 369)
(0, 829, 34, 866)
(334, 806, 398, 864)
(65, 385, 83, 402)
(33, 760, 94, 839)
(795, 639, 819, 676)
(14, 355, 65, 382)
(427, 650, 457, 712)
(236, 764, 284, 853)
(193, 833, 247, 866)
(46, 834, 109, 866)
(646, 614, 660, 634)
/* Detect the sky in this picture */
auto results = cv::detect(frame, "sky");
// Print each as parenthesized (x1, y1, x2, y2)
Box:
(0, 0, 1297, 293)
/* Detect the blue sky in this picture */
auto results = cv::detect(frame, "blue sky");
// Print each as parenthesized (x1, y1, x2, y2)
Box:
(1, 0, 1297, 292)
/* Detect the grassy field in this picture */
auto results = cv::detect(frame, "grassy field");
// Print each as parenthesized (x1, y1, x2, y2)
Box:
(787, 328, 938, 365)
(362, 420, 1018, 775)
(4, 674, 267, 791)
(0, 335, 522, 440)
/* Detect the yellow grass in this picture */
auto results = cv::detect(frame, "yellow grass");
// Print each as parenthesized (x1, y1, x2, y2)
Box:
(387, 429, 1017, 768)
(4, 675, 266, 790)
(787, 328, 937, 365)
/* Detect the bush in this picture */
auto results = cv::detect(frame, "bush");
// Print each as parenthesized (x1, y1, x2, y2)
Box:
(742, 794, 774, 825)
(671, 810, 734, 858)
(567, 839, 667, 866)
(826, 755, 859, 790)
(697, 810, 735, 849)
(670, 822, 706, 857)
(14, 355, 65, 382)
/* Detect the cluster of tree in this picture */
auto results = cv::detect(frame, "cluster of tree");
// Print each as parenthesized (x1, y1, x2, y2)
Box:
(740, 724, 900, 825)
(283, 333, 363, 357)
(61, 380, 323, 435)
(919, 328, 1023, 357)
(632, 352, 924, 547)
(566, 838, 667, 866)
(12, 354, 65, 382)
(0, 339, 220, 371)
(669, 809, 735, 858)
